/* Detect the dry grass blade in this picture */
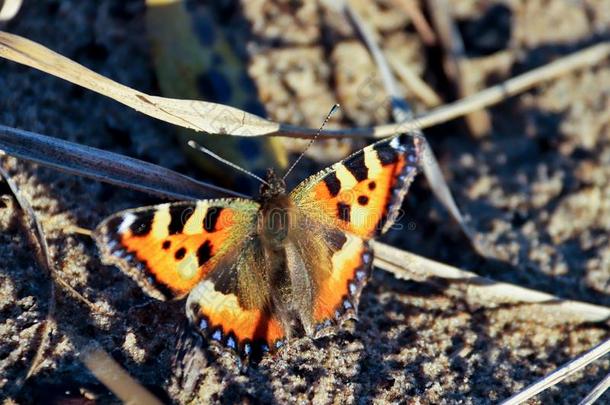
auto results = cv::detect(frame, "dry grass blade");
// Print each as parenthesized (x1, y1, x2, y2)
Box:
(373, 241, 610, 323)
(499, 338, 610, 405)
(81, 345, 163, 405)
(380, 42, 610, 139)
(0, 124, 244, 199)
(0, 0, 22, 22)
(0, 31, 278, 136)
(578, 371, 610, 405)
(1, 32, 608, 141)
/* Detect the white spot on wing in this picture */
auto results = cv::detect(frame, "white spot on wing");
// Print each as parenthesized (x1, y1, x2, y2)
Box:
(117, 213, 136, 234)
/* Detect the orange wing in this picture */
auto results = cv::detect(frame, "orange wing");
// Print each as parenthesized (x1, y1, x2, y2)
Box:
(291, 133, 422, 239)
(187, 277, 286, 359)
(94, 199, 259, 301)
(310, 233, 373, 334)
(290, 134, 422, 333)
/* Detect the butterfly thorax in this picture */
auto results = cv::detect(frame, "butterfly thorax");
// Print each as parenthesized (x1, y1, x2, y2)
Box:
(257, 168, 293, 247)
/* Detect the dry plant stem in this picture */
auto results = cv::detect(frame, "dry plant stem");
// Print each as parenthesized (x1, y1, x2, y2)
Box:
(0, 0, 22, 22)
(81, 346, 163, 405)
(370, 42, 610, 138)
(390, 0, 437, 45)
(427, 0, 491, 136)
(0, 167, 102, 316)
(0, 124, 244, 199)
(499, 338, 610, 405)
(0, 31, 278, 136)
(1, 31, 609, 140)
(373, 241, 610, 323)
(578, 372, 610, 405)
(0, 160, 110, 378)
(344, 2, 481, 254)
(0, 162, 57, 381)
(387, 53, 443, 108)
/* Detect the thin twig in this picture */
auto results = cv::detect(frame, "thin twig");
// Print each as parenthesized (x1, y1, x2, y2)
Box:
(373, 241, 610, 323)
(363, 42, 610, 139)
(390, 0, 437, 45)
(578, 371, 610, 405)
(0, 158, 112, 378)
(427, 0, 491, 136)
(0, 168, 56, 384)
(499, 338, 610, 405)
(0, 161, 57, 380)
(81, 345, 163, 404)
(0, 160, 113, 312)
(387, 53, 443, 108)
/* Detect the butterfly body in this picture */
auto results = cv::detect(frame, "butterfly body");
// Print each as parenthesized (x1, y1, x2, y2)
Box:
(94, 134, 422, 360)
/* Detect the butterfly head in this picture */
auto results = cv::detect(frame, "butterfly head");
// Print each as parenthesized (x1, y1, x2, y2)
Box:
(259, 168, 286, 199)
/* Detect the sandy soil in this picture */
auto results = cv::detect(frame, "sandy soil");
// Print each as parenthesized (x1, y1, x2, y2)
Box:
(0, 0, 609, 403)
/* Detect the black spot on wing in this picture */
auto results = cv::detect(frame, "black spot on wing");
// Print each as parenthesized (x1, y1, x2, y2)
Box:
(373, 142, 398, 166)
(368, 181, 377, 190)
(175, 247, 187, 260)
(345, 150, 368, 182)
(162, 240, 171, 250)
(337, 202, 351, 223)
(197, 240, 213, 267)
(323, 172, 341, 197)
(168, 205, 194, 235)
(130, 215, 152, 236)
(358, 195, 369, 205)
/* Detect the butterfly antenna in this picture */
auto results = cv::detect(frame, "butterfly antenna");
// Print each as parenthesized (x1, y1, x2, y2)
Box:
(187, 140, 270, 186)
(282, 103, 340, 181)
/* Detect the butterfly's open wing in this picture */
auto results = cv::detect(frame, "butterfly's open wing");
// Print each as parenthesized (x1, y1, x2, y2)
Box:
(289, 134, 421, 330)
(186, 237, 287, 357)
(94, 199, 259, 301)
(291, 133, 422, 238)
(95, 198, 288, 357)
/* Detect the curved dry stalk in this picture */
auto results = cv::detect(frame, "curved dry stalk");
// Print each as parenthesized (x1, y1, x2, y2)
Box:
(0, 31, 278, 136)
(0, 161, 100, 379)
(81, 345, 163, 405)
(1, 31, 609, 140)
(428, 0, 491, 136)
(499, 338, 610, 405)
(0, 0, 22, 22)
(390, 0, 437, 45)
(373, 241, 610, 323)
(343, 2, 483, 254)
(578, 371, 610, 405)
(0, 124, 244, 199)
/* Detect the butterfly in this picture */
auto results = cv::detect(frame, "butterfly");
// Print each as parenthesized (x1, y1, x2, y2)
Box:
(93, 133, 422, 360)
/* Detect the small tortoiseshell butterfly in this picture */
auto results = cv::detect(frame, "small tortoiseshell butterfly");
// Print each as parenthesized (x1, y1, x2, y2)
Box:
(93, 133, 422, 360)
